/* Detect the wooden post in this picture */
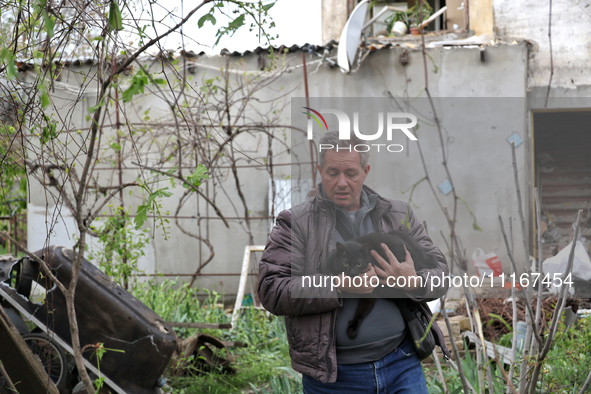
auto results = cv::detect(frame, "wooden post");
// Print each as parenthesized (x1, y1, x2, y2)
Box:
(12, 217, 18, 256)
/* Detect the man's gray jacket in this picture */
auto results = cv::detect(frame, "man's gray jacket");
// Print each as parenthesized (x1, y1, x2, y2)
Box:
(258, 184, 451, 383)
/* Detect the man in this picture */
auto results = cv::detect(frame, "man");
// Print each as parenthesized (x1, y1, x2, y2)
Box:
(258, 130, 450, 393)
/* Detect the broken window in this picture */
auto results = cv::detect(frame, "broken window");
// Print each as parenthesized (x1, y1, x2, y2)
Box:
(534, 110, 591, 260)
(368, 0, 467, 37)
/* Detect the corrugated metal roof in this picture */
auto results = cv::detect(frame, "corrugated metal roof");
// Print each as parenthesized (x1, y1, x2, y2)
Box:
(14, 41, 339, 71)
(186, 40, 339, 57)
(15, 33, 516, 71)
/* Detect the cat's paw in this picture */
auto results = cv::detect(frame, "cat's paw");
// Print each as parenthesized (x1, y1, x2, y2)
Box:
(347, 320, 360, 339)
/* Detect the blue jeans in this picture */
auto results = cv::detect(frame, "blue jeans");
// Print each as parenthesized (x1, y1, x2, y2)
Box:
(302, 335, 428, 394)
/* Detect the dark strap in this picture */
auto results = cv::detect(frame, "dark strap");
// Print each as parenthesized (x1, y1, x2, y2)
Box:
(334, 216, 355, 242)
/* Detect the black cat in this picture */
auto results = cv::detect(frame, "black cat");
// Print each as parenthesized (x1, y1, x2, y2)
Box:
(327, 230, 438, 339)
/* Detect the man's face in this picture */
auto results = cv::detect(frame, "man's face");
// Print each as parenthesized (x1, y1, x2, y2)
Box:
(317, 150, 370, 211)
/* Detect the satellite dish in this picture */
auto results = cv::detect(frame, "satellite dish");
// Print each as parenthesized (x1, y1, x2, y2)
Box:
(337, 0, 370, 73)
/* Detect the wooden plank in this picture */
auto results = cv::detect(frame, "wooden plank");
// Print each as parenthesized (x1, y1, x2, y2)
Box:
(231, 245, 265, 327)
(463, 331, 515, 364)
(0, 305, 60, 394)
(0, 285, 128, 394)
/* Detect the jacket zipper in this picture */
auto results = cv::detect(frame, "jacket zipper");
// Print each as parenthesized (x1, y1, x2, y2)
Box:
(325, 210, 336, 383)
(326, 307, 338, 383)
(323, 202, 390, 382)
(322, 197, 391, 382)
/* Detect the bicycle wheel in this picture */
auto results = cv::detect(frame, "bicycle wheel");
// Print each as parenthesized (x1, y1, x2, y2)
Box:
(22, 333, 68, 389)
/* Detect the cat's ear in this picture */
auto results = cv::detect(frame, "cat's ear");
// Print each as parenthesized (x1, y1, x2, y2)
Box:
(360, 243, 372, 256)
(336, 242, 346, 254)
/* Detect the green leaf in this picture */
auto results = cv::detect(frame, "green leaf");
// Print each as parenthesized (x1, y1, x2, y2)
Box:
(184, 164, 209, 189)
(43, 12, 55, 38)
(0, 48, 17, 80)
(214, 14, 246, 46)
(488, 313, 512, 332)
(88, 100, 104, 114)
(109, 1, 123, 31)
(121, 87, 135, 102)
(40, 127, 49, 145)
(228, 14, 245, 30)
(134, 204, 149, 229)
(94, 376, 105, 390)
(40, 116, 57, 145)
(146, 187, 173, 206)
(122, 71, 148, 102)
(40, 91, 50, 108)
(155, 188, 173, 198)
(263, 2, 276, 11)
(198, 13, 216, 28)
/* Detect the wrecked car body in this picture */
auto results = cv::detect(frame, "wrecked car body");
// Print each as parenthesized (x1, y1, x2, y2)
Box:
(0, 246, 177, 394)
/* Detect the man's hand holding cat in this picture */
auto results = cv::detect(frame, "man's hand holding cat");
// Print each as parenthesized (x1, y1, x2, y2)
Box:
(336, 264, 378, 294)
(371, 244, 420, 290)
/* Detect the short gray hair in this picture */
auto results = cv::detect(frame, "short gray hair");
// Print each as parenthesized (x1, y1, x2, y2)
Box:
(318, 130, 370, 169)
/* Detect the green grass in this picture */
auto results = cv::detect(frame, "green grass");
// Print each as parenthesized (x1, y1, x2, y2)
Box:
(0, 242, 25, 257)
(538, 314, 591, 394)
(136, 281, 591, 393)
(132, 280, 302, 394)
(425, 314, 591, 394)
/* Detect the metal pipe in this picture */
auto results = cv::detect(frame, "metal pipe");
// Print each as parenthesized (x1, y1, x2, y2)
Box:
(90, 162, 313, 170)
(302, 53, 317, 187)
(418, 6, 447, 28)
(94, 215, 274, 220)
(134, 272, 258, 277)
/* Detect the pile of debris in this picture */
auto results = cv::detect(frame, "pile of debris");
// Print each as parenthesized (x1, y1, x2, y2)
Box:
(457, 297, 584, 342)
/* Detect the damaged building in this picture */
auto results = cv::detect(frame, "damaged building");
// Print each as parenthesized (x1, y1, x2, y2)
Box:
(11, 0, 591, 296)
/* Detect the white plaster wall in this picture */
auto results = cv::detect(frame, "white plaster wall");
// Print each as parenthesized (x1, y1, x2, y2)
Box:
(321, 0, 349, 44)
(27, 204, 156, 275)
(26, 42, 530, 296)
(492, 0, 591, 89)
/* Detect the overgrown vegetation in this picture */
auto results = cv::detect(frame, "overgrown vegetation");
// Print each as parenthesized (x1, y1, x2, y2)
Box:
(424, 313, 591, 394)
(132, 280, 302, 393)
(88, 207, 149, 290)
(537, 314, 591, 393)
(0, 0, 281, 390)
(130, 278, 591, 394)
(427, 350, 505, 394)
